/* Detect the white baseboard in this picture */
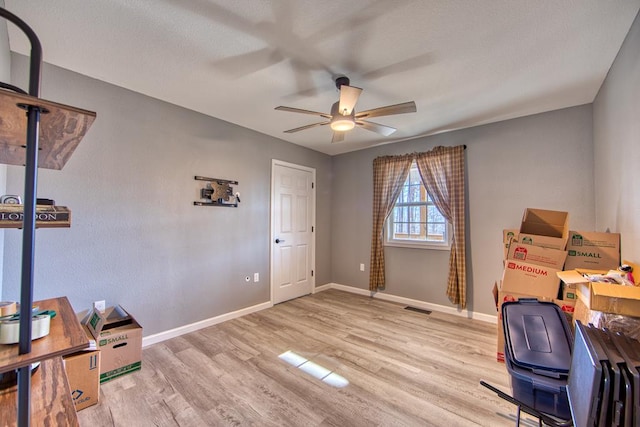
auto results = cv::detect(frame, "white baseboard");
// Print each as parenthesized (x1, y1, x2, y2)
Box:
(142, 301, 273, 347)
(313, 283, 333, 293)
(316, 282, 497, 324)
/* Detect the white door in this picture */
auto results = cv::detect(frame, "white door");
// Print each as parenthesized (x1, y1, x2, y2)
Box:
(271, 161, 315, 304)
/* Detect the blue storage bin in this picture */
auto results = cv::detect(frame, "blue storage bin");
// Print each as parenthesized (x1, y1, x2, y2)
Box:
(505, 351, 572, 419)
(502, 299, 573, 419)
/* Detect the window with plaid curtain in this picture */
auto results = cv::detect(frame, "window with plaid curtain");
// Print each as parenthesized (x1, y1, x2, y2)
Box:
(370, 145, 466, 308)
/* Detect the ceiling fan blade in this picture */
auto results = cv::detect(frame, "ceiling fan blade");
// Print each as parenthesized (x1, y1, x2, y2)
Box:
(338, 85, 363, 116)
(331, 132, 345, 143)
(284, 122, 330, 133)
(355, 101, 417, 119)
(275, 106, 332, 119)
(356, 120, 397, 137)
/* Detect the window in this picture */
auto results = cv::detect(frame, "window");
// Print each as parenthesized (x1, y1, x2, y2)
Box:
(385, 161, 451, 250)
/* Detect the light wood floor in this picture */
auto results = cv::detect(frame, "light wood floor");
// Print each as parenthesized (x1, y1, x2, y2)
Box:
(78, 289, 539, 426)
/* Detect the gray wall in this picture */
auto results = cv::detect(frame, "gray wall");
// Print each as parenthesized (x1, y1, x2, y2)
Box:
(4, 54, 332, 335)
(593, 10, 640, 262)
(331, 105, 595, 316)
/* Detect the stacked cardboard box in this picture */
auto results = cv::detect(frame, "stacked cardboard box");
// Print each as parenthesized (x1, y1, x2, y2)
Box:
(518, 208, 569, 250)
(564, 231, 621, 271)
(558, 232, 621, 311)
(495, 208, 626, 361)
(495, 208, 569, 361)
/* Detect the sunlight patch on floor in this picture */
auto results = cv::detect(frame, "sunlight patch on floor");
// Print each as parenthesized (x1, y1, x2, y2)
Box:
(279, 350, 349, 388)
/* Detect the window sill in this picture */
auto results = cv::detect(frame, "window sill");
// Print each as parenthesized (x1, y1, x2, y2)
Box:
(384, 241, 451, 251)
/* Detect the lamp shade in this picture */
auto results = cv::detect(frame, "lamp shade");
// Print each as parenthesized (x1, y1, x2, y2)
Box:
(330, 101, 355, 132)
(330, 118, 355, 132)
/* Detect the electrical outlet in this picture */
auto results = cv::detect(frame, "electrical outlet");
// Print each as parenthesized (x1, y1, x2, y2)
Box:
(360, 263, 365, 272)
(254, 273, 259, 282)
(93, 300, 106, 313)
(244, 276, 251, 282)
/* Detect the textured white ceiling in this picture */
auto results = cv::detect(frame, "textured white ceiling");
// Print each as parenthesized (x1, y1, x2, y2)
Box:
(5, 0, 640, 155)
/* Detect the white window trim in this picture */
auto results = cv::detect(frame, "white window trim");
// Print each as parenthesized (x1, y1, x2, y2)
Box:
(384, 219, 452, 250)
(384, 161, 452, 251)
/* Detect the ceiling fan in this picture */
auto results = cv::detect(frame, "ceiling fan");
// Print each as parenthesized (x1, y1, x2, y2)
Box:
(275, 76, 417, 143)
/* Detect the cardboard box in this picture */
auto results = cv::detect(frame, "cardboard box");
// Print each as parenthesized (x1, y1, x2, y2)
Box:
(503, 229, 519, 259)
(557, 270, 640, 317)
(503, 229, 519, 244)
(64, 348, 100, 411)
(86, 306, 143, 383)
(501, 260, 561, 299)
(564, 231, 621, 271)
(519, 208, 569, 250)
(507, 241, 567, 270)
(572, 298, 640, 341)
(554, 298, 576, 314)
(562, 282, 577, 301)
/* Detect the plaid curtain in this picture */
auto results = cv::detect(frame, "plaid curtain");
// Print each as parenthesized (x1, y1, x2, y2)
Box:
(369, 154, 413, 290)
(415, 146, 466, 308)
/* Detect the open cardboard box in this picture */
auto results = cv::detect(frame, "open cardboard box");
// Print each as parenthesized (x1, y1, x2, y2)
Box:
(557, 269, 640, 317)
(85, 305, 142, 383)
(519, 208, 569, 250)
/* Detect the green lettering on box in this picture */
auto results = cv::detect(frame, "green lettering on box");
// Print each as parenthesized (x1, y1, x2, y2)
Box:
(99, 361, 142, 383)
(89, 312, 100, 329)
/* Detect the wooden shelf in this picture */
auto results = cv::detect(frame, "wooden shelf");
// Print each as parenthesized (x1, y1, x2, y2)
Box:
(0, 89, 96, 170)
(0, 356, 79, 426)
(0, 204, 71, 229)
(0, 297, 89, 374)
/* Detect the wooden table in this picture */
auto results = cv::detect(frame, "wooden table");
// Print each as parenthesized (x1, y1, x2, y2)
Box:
(0, 357, 79, 426)
(0, 297, 89, 373)
(0, 297, 89, 425)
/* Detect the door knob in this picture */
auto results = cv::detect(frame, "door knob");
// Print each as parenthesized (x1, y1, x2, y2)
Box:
(275, 238, 285, 244)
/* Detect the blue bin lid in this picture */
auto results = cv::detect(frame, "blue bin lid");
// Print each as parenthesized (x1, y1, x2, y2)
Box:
(502, 299, 572, 376)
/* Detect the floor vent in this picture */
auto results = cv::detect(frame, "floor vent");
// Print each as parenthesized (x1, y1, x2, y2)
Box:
(404, 306, 432, 315)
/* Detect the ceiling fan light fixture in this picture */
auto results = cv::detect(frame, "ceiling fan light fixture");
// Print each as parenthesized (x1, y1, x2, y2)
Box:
(330, 117, 355, 132)
(330, 101, 355, 132)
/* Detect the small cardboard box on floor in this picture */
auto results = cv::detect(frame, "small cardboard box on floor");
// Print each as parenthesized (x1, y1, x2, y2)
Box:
(85, 305, 143, 383)
(63, 325, 100, 411)
(518, 208, 569, 250)
(564, 231, 621, 271)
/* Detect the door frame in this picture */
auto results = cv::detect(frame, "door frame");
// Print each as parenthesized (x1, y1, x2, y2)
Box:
(270, 159, 316, 304)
